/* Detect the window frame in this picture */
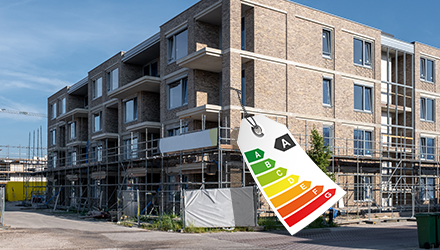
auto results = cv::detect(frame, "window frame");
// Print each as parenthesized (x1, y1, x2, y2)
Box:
(322, 29, 332, 59)
(420, 57, 435, 83)
(323, 78, 332, 107)
(421, 137, 435, 160)
(124, 137, 138, 160)
(92, 77, 102, 99)
(353, 38, 373, 68)
(241, 67, 246, 106)
(50, 129, 56, 146)
(354, 84, 373, 112)
(106, 68, 119, 92)
(420, 97, 435, 122)
(241, 16, 246, 50)
(167, 29, 188, 64)
(143, 60, 159, 77)
(354, 175, 373, 201)
(51, 103, 57, 119)
(354, 129, 373, 156)
(168, 77, 188, 110)
(93, 111, 102, 133)
(420, 177, 435, 200)
(124, 97, 138, 123)
(167, 125, 188, 137)
(59, 98, 66, 115)
(323, 125, 333, 149)
(69, 122, 76, 140)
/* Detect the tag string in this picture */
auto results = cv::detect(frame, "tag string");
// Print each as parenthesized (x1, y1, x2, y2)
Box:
(230, 87, 264, 137)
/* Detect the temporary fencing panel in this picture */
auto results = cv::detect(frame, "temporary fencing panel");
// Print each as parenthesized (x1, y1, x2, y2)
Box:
(184, 187, 256, 228)
(0, 187, 4, 226)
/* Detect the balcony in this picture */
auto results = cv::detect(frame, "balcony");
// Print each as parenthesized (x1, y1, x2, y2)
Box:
(57, 108, 88, 121)
(108, 75, 160, 99)
(177, 47, 222, 73)
(176, 104, 221, 122)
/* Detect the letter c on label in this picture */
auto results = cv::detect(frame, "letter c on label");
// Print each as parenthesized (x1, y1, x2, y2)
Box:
(276, 170, 283, 176)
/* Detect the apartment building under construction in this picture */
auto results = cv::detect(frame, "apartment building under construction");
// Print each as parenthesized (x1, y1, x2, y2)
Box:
(47, 0, 440, 218)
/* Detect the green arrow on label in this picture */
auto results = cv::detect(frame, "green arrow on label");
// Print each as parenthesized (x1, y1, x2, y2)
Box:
(251, 158, 276, 175)
(257, 167, 287, 186)
(244, 148, 265, 163)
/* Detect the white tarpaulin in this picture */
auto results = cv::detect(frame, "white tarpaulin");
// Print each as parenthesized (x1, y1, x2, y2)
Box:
(184, 187, 255, 228)
(159, 128, 217, 153)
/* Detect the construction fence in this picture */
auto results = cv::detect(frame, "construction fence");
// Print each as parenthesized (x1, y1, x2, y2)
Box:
(0, 186, 5, 227)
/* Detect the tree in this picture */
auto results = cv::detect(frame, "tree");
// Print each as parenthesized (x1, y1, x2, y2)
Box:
(306, 126, 334, 181)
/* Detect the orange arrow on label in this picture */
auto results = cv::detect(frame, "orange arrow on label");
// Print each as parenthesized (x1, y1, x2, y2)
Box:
(270, 181, 311, 208)
(278, 185, 323, 217)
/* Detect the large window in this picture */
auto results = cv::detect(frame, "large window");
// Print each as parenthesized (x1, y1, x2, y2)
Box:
(68, 151, 76, 166)
(167, 125, 188, 137)
(167, 29, 188, 63)
(124, 137, 138, 159)
(323, 78, 332, 106)
(241, 16, 246, 50)
(50, 129, 56, 146)
(107, 68, 118, 92)
(143, 61, 159, 77)
(69, 122, 76, 140)
(322, 29, 331, 58)
(354, 176, 372, 201)
(323, 125, 333, 148)
(51, 103, 57, 119)
(93, 112, 102, 132)
(421, 177, 435, 200)
(421, 97, 434, 122)
(168, 78, 188, 109)
(354, 84, 372, 112)
(92, 146, 102, 162)
(59, 98, 66, 115)
(92, 77, 102, 99)
(421, 137, 435, 160)
(354, 129, 372, 156)
(125, 98, 137, 122)
(353, 38, 372, 67)
(421, 58, 434, 83)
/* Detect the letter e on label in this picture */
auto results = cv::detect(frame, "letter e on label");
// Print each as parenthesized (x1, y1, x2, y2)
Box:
(300, 183, 307, 190)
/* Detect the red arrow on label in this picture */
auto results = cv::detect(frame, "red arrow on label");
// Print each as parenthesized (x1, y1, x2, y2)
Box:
(284, 188, 336, 227)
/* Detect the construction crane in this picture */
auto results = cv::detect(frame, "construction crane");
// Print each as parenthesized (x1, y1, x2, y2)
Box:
(0, 109, 47, 118)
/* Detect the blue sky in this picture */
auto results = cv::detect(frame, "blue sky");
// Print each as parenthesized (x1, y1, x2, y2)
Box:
(1, 0, 439, 158)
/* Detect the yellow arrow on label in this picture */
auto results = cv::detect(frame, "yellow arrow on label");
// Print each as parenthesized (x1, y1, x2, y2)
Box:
(264, 175, 299, 197)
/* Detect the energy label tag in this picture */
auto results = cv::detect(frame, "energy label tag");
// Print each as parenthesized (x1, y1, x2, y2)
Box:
(237, 115, 345, 235)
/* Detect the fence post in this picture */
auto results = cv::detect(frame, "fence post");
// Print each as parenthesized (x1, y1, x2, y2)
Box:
(0, 187, 4, 227)
(137, 189, 140, 227)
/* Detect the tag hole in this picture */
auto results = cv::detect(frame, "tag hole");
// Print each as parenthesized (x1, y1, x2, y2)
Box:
(252, 125, 264, 137)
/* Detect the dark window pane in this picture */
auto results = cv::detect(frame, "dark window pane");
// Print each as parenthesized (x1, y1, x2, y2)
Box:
(353, 39, 363, 65)
(364, 87, 371, 111)
(365, 131, 372, 155)
(323, 79, 330, 105)
(323, 30, 331, 56)
(354, 85, 363, 110)
(241, 69, 246, 106)
(151, 62, 158, 77)
(175, 30, 188, 60)
(421, 59, 426, 79)
(427, 99, 434, 121)
(421, 98, 426, 120)
(364, 42, 372, 66)
(182, 78, 188, 104)
(323, 127, 330, 147)
(241, 17, 245, 50)
(427, 59, 434, 82)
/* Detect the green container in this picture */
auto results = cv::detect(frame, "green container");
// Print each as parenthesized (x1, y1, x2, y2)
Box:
(415, 213, 437, 249)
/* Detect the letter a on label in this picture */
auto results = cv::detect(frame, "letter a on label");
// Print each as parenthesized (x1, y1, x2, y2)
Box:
(274, 134, 296, 152)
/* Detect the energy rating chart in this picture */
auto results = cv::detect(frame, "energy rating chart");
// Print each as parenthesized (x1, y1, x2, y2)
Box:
(237, 115, 345, 235)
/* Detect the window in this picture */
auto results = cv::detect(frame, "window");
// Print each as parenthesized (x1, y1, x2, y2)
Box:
(124, 137, 138, 159)
(92, 77, 102, 99)
(50, 130, 56, 146)
(168, 78, 188, 109)
(241, 16, 245, 50)
(167, 125, 188, 137)
(51, 103, 57, 119)
(323, 78, 332, 106)
(353, 38, 372, 67)
(92, 146, 102, 162)
(354, 176, 372, 201)
(323, 125, 333, 148)
(354, 84, 372, 112)
(125, 98, 138, 122)
(241, 67, 246, 106)
(322, 29, 331, 58)
(68, 151, 76, 166)
(106, 68, 118, 92)
(421, 97, 434, 122)
(421, 58, 435, 83)
(69, 122, 76, 140)
(167, 29, 188, 63)
(93, 112, 102, 132)
(84, 96, 88, 109)
(421, 137, 435, 160)
(59, 98, 66, 114)
(92, 180, 100, 198)
(143, 61, 159, 77)
(421, 177, 435, 200)
(52, 154, 57, 168)
(354, 129, 372, 156)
